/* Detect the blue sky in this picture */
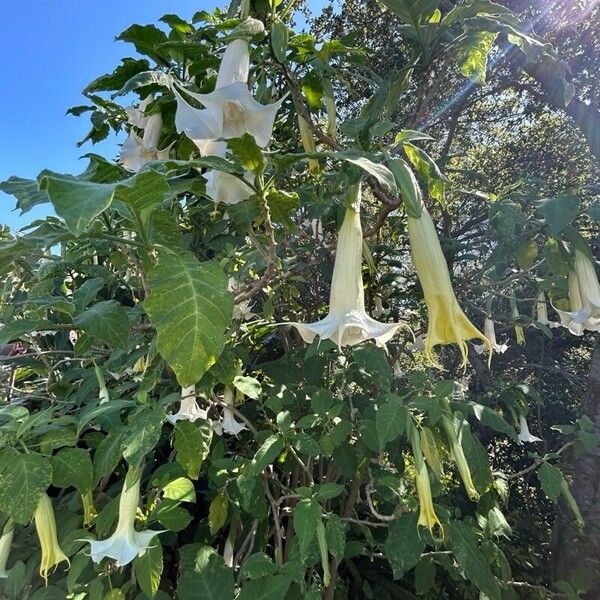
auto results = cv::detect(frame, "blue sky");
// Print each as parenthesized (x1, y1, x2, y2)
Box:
(1, 0, 326, 230)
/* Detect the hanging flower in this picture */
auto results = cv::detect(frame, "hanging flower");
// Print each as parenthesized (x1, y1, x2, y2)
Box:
(554, 249, 600, 335)
(409, 425, 442, 534)
(407, 207, 490, 367)
(34, 494, 70, 582)
(125, 95, 153, 128)
(511, 300, 526, 346)
(298, 114, 320, 174)
(287, 186, 403, 348)
(218, 387, 246, 436)
(82, 466, 162, 567)
(119, 107, 172, 172)
(475, 318, 508, 355)
(0, 519, 14, 578)
(174, 39, 283, 149)
(441, 413, 479, 501)
(81, 490, 98, 527)
(517, 416, 542, 443)
(167, 386, 208, 424)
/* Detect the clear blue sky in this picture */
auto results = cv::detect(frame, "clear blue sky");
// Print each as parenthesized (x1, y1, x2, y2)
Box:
(0, 0, 326, 230)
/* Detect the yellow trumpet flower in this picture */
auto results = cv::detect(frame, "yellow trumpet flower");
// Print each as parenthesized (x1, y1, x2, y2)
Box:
(407, 207, 490, 367)
(0, 519, 14, 578)
(34, 494, 69, 583)
(298, 114, 320, 175)
(410, 424, 442, 534)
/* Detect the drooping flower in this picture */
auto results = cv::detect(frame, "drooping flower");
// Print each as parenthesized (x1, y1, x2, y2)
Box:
(554, 249, 600, 335)
(536, 291, 549, 326)
(441, 412, 479, 501)
(288, 187, 404, 348)
(475, 318, 508, 355)
(81, 490, 98, 527)
(34, 494, 70, 582)
(410, 424, 442, 533)
(167, 385, 208, 424)
(511, 299, 526, 346)
(517, 416, 542, 443)
(119, 106, 172, 172)
(174, 39, 283, 149)
(83, 466, 161, 567)
(219, 387, 247, 436)
(298, 114, 320, 174)
(407, 207, 490, 367)
(0, 519, 14, 578)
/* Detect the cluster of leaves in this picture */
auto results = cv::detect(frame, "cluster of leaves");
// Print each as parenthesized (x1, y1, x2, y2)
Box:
(0, 0, 598, 598)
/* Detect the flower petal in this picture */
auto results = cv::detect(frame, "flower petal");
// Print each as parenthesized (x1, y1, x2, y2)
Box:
(173, 87, 223, 151)
(216, 39, 250, 89)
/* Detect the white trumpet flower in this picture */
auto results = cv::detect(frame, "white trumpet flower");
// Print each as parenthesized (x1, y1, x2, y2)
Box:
(83, 467, 161, 567)
(554, 250, 600, 335)
(288, 189, 403, 348)
(0, 519, 14, 578)
(174, 39, 283, 149)
(475, 319, 508, 355)
(119, 108, 172, 172)
(167, 386, 208, 424)
(125, 95, 153, 128)
(219, 387, 246, 436)
(517, 416, 542, 443)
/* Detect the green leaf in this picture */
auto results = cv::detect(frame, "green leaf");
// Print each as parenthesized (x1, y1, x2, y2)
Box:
(316, 483, 344, 500)
(177, 545, 235, 600)
(0, 319, 52, 345)
(379, 0, 440, 24)
(384, 513, 426, 579)
(0, 176, 49, 214)
(271, 21, 289, 62)
(404, 144, 445, 203)
(145, 252, 233, 387)
(85, 58, 151, 94)
(0, 450, 53, 524)
(448, 521, 501, 600)
(325, 514, 346, 561)
(340, 155, 398, 195)
(470, 402, 516, 440)
(293, 498, 321, 557)
(38, 172, 116, 236)
(537, 462, 564, 501)
(376, 393, 408, 446)
(73, 300, 130, 350)
(233, 375, 262, 400)
(301, 72, 324, 109)
(122, 407, 166, 465)
(238, 575, 294, 600)
(94, 426, 126, 482)
(228, 134, 264, 174)
(163, 477, 196, 503)
(73, 278, 104, 310)
(388, 158, 422, 217)
(174, 420, 212, 480)
(456, 32, 498, 84)
(51, 447, 93, 492)
(239, 553, 278, 580)
(135, 542, 163, 599)
(536, 196, 580, 234)
(209, 494, 228, 535)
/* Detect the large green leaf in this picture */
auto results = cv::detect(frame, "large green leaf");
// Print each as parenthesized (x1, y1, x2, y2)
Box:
(73, 300, 130, 350)
(0, 450, 53, 524)
(388, 158, 422, 217)
(384, 512, 425, 579)
(340, 154, 398, 195)
(174, 420, 213, 480)
(455, 31, 498, 84)
(177, 545, 235, 600)
(536, 196, 580, 234)
(537, 462, 564, 501)
(51, 447, 94, 492)
(122, 407, 166, 465)
(0, 176, 49, 214)
(135, 542, 163, 599)
(144, 252, 233, 387)
(293, 499, 322, 557)
(38, 172, 116, 236)
(447, 521, 501, 600)
(376, 393, 409, 447)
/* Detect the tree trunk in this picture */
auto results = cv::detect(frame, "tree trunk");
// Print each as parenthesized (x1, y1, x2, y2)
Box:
(552, 338, 600, 597)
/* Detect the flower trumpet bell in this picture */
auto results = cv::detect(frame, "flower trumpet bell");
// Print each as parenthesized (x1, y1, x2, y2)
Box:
(410, 424, 442, 534)
(34, 494, 70, 582)
(83, 466, 162, 567)
(517, 416, 542, 443)
(475, 318, 507, 355)
(288, 187, 403, 347)
(167, 385, 208, 424)
(174, 39, 283, 149)
(441, 412, 479, 501)
(554, 249, 600, 335)
(0, 519, 14, 578)
(407, 207, 490, 367)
